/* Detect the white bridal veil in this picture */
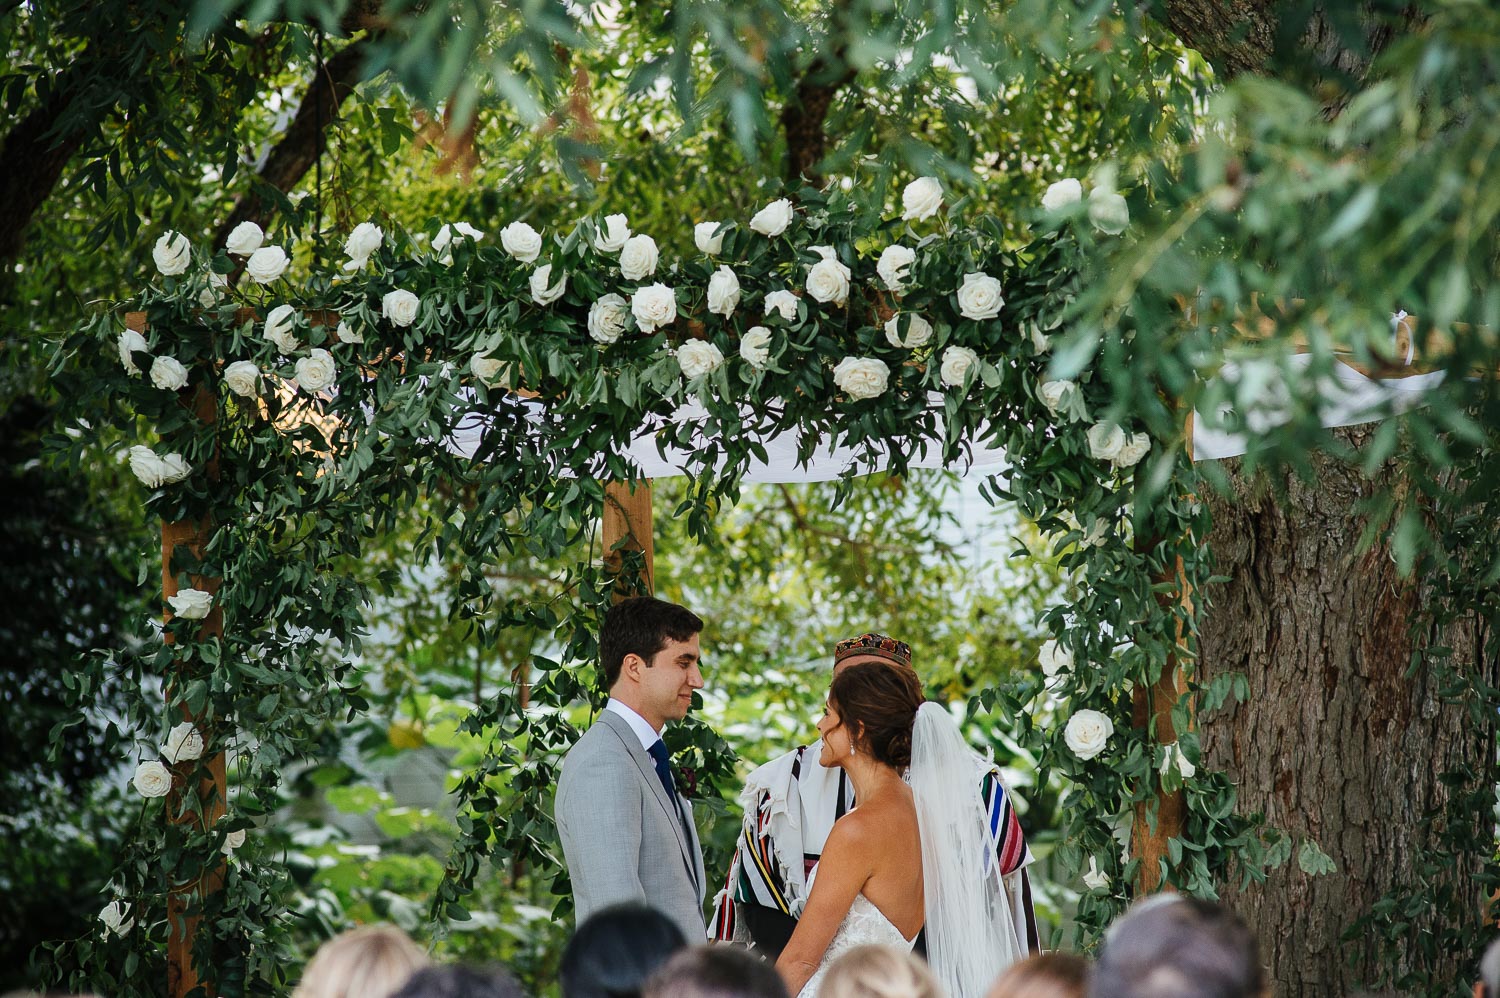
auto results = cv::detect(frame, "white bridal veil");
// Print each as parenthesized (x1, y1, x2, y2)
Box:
(909, 701, 1023, 998)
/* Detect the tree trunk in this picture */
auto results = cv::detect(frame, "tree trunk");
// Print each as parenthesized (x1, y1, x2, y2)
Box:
(1199, 425, 1494, 994)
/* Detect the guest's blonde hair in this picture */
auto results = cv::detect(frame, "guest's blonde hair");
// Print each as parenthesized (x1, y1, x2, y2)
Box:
(293, 924, 429, 998)
(984, 953, 1088, 998)
(819, 946, 943, 998)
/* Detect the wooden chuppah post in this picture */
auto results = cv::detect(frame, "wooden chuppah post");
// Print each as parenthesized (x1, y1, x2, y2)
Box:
(602, 480, 655, 601)
(1129, 410, 1196, 894)
(127, 312, 229, 998)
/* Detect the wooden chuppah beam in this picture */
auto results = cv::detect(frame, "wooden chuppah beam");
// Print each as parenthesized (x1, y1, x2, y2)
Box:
(127, 312, 229, 998)
(602, 480, 655, 601)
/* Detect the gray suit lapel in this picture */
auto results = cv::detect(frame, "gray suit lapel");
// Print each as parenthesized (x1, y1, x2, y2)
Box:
(598, 711, 699, 887)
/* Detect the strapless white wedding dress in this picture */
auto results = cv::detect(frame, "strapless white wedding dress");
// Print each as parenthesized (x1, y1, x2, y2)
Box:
(796, 891, 918, 998)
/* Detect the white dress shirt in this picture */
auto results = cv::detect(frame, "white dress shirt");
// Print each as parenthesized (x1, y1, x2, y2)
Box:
(605, 698, 662, 751)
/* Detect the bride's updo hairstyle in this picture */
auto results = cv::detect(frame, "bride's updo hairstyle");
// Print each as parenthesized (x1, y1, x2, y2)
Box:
(828, 661, 925, 768)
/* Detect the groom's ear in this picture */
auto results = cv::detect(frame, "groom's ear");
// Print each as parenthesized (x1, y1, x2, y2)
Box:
(620, 652, 645, 683)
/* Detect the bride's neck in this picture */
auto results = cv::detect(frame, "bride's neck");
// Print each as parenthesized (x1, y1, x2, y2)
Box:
(844, 753, 902, 802)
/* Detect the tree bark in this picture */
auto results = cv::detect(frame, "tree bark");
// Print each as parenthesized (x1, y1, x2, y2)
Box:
(1199, 425, 1494, 994)
(1155, 0, 1405, 83)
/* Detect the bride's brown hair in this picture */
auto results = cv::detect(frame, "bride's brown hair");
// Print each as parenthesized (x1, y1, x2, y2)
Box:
(828, 661, 925, 768)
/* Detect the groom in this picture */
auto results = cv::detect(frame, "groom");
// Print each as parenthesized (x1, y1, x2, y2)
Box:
(555, 595, 709, 942)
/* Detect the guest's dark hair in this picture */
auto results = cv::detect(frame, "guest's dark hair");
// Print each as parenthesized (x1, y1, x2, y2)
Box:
(644, 945, 789, 998)
(561, 903, 689, 998)
(389, 965, 528, 998)
(828, 661, 924, 768)
(600, 597, 704, 689)
(1090, 896, 1263, 998)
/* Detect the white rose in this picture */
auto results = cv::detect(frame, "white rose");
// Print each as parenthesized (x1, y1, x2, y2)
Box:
(342, 222, 383, 270)
(631, 283, 678, 332)
(152, 232, 191, 276)
(99, 901, 133, 936)
(677, 340, 725, 380)
(529, 264, 567, 305)
(594, 213, 631, 253)
(225, 221, 265, 257)
(832, 357, 890, 401)
(1161, 743, 1197, 780)
(336, 321, 362, 344)
(221, 828, 247, 856)
(1114, 432, 1151, 469)
(694, 221, 725, 255)
(167, 587, 214, 620)
(500, 221, 543, 262)
(223, 360, 260, 399)
(876, 244, 916, 291)
(806, 251, 851, 307)
(956, 272, 1004, 320)
(149, 356, 189, 392)
(740, 326, 772, 369)
(1082, 857, 1111, 891)
(1042, 178, 1083, 212)
(1087, 422, 1127, 462)
(1063, 709, 1114, 761)
(162, 722, 205, 764)
(763, 290, 800, 322)
(158, 453, 191, 484)
(432, 221, 484, 264)
(197, 271, 229, 308)
(1028, 321, 1052, 355)
(588, 293, 630, 344)
(382, 289, 421, 327)
(244, 246, 289, 284)
(939, 345, 978, 387)
(1089, 188, 1130, 235)
(901, 177, 944, 221)
(706, 266, 741, 317)
(1039, 638, 1074, 678)
(884, 313, 933, 350)
(618, 234, 659, 281)
(295, 348, 337, 393)
(133, 760, 174, 798)
(127, 446, 173, 488)
(263, 304, 299, 354)
(118, 328, 149, 376)
(470, 353, 504, 384)
(750, 198, 794, 237)
(1039, 380, 1074, 416)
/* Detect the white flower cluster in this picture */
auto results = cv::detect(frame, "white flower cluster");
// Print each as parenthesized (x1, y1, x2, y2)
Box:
(1040, 176, 1130, 235)
(1087, 422, 1152, 470)
(127, 445, 191, 488)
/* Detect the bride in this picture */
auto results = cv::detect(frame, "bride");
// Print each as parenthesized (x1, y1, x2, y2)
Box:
(773, 662, 1023, 998)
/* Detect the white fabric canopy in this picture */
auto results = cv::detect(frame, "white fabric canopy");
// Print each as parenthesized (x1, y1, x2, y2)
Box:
(439, 359, 1445, 481)
(1191, 356, 1445, 460)
(445, 394, 1012, 483)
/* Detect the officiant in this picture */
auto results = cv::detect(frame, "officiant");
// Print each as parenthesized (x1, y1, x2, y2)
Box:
(709, 633, 1039, 957)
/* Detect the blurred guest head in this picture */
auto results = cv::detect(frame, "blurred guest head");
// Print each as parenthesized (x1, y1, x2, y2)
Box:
(645, 945, 788, 998)
(986, 952, 1089, 998)
(1478, 935, 1500, 998)
(1091, 896, 1263, 998)
(391, 965, 527, 998)
(817, 944, 941, 998)
(562, 903, 689, 998)
(294, 923, 429, 998)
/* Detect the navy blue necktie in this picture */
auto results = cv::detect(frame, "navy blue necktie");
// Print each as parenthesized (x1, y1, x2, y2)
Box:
(647, 739, 678, 805)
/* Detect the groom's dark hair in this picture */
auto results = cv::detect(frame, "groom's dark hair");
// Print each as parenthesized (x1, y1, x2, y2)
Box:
(601, 596, 704, 689)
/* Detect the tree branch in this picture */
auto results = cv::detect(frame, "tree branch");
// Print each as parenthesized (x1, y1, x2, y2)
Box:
(780, 1, 857, 187)
(213, 37, 372, 259)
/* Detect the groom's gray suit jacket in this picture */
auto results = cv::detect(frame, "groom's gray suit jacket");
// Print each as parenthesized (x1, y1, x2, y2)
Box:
(554, 709, 708, 941)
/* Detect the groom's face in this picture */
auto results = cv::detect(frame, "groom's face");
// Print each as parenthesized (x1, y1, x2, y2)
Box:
(630, 633, 704, 730)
